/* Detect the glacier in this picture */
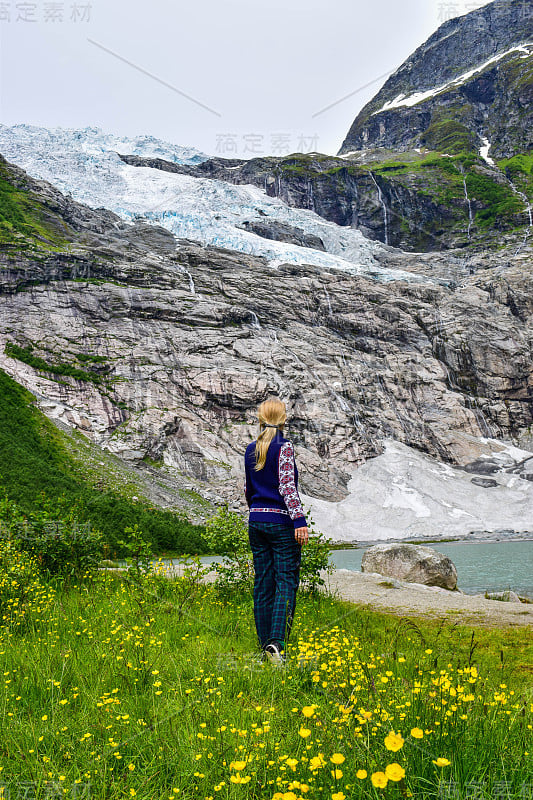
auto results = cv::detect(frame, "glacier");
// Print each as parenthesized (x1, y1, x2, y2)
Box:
(0, 123, 429, 284)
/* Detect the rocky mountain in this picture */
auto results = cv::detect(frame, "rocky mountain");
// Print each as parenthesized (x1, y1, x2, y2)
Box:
(338, 0, 533, 158)
(1, 152, 532, 538)
(108, 0, 533, 253)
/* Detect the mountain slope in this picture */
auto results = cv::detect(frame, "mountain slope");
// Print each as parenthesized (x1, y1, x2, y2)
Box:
(338, 0, 533, 158)
(1, 152, 532, 533)
(0, 366, 208, 554)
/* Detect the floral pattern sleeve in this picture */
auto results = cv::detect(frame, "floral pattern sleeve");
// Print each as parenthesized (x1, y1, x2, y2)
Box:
(278, 441, 307, 528)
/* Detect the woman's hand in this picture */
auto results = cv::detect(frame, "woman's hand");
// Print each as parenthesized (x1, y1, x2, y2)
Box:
(295, 526, 309, 545)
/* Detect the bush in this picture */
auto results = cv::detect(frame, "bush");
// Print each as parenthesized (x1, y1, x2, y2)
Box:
(0, 488, 103, 580)
(203, 505, 333, 595)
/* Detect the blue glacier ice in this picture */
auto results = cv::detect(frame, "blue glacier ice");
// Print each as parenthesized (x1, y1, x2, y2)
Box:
(0, 123, 428, 284)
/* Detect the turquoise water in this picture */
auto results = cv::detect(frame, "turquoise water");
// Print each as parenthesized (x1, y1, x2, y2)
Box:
(329, 540, 533, 598)
(145, 540, 533, 598)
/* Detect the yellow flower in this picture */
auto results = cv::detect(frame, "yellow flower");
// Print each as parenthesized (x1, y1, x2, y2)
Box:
(299, 727, 311, 738)
(433, 757, 451, 767)
(41, 715, 48, 721)
(302, 706, 315, 718)
(330, 769, 343, 779)
(411, 728, 423, 739)
(371, 772, 388, 788)
(384, 731, 404, 752)
(309, 755, 326, 770)
(128, 763, 135, 771)
(230, 760, 247, 771)
(332, 793, 346, 800)
(282, 793, 297, 800)
(385, 763, 406, 781)
(330, 754, 345, 765)
(356, 769, 367, 779)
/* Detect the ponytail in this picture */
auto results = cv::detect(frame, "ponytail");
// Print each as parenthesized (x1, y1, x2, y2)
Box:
(253, 398, 287, 471)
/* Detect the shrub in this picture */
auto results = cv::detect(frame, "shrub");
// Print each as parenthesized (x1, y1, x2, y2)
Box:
(0, 488, 104, 580)
(203, 505, 333, 595)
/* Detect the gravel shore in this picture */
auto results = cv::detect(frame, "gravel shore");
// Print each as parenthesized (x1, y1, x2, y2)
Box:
(321, 569, 533, 628)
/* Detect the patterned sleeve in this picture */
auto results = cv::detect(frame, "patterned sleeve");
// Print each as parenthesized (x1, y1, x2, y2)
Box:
(278, 441, 307, 528)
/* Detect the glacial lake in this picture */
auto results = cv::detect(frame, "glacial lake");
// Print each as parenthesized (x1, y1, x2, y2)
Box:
(168, 539, 533, 598)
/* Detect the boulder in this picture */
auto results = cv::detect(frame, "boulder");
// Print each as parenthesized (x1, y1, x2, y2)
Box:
(485, 590, 521, 603)
(361, 543, 458, 590)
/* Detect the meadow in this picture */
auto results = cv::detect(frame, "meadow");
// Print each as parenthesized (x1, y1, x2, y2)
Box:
(0, 552, 531, 800)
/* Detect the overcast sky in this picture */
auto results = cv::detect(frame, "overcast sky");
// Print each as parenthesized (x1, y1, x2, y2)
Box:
(0, 0, 491, 158)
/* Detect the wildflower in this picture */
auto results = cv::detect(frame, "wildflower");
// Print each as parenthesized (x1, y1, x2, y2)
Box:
(332, 793, 346, 800)
(330, 754, 345, 765)
(230, 760, 247, 771)
(411, 728, 423, 739)
(385, 763, 405, 781)
(309, 755, 326, 770)
(433, 757, 451, 767)
(299, 727, 311, 738)
(302, 706, 315, 718)
(371, 772, 388, 788)
(356, 770, 367, 779)
(384, 731, 404, 752)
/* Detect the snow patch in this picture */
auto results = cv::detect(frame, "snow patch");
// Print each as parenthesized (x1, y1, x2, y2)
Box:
(479, 136, 496, 166)
(301, 439, 533, 542)
(371, 43, 533, 115)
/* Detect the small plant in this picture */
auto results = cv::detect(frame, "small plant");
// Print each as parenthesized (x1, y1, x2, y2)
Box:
(117, 524, 154, 583)
(203, 504, 333, 596)
(203, 505, 254, 594)
(1, 490, 103, 580)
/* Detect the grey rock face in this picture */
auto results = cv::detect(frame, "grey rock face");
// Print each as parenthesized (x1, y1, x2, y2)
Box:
(361, 543, 458, 589)
(236, 220, 325, 250)
(0, 154, 532, 514)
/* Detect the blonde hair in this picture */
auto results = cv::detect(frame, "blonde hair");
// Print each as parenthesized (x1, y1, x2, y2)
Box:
(254, 397, 287, 470)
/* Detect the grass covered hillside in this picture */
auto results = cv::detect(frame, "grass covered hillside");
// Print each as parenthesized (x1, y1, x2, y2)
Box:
(0, 366, 208, 556)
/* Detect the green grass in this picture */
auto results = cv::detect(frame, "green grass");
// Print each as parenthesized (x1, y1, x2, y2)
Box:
(0, 568, 531, 799)
(0, 366, 208, 555)
(4, 341, 107, 386)
(0, 158, 73, 252)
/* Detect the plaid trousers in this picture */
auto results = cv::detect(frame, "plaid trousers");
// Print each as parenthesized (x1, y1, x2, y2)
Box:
(248, 520, 302, 650)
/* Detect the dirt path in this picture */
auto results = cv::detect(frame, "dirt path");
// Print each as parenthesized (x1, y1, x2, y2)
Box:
(321, 569, 533, 628)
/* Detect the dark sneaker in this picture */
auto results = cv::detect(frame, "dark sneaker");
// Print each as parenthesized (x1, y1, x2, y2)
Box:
(264, 642, 286, 666)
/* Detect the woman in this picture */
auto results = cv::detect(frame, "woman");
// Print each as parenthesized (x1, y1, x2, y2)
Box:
(244, 397, 309, 665)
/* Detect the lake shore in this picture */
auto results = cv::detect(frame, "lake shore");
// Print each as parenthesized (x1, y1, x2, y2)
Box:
(321, 568, 533, 628)
(163, 561, 533, 629)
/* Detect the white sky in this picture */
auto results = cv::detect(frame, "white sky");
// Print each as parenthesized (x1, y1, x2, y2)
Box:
(0, 0, 491, 158)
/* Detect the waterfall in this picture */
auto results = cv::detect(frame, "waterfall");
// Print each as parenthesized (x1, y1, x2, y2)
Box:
(307, 179, 315, 212)
(462, 177, 474, 241)
(324, 289, 333, 316)
(248, 310, 261, 329)
(506, 178, 532, 256)
(369, 172, 389, 245)
(184, 269, 195, 295)
(465, 396, 494, 438)
(454, 163, 473, 241)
